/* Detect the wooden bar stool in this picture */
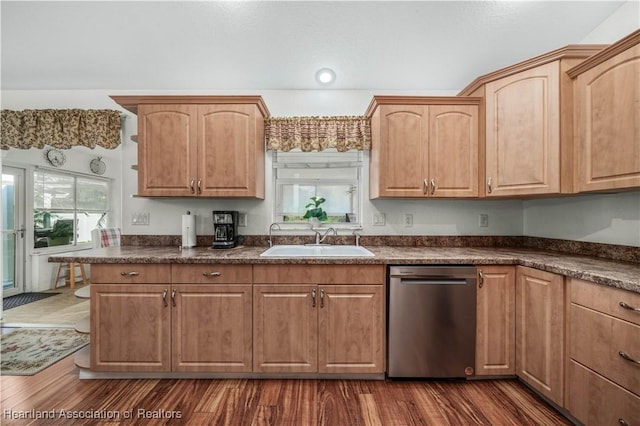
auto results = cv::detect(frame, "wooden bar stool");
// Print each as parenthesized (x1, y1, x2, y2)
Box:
(54, 262, 87, 289)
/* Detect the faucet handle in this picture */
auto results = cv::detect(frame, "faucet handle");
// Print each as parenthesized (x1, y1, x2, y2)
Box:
(353, 230, 362, 246)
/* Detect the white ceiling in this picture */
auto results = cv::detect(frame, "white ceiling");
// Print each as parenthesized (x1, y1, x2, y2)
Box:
(0, 1, 629, 91)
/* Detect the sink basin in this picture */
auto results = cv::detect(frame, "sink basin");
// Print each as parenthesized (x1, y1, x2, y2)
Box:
(260, 245, 374, 257)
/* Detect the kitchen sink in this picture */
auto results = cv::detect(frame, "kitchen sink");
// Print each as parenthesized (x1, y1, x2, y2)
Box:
(260, 245, 375, 257)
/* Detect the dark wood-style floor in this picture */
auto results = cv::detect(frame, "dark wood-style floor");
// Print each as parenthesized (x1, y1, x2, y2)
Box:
(1, 355, 571, 425)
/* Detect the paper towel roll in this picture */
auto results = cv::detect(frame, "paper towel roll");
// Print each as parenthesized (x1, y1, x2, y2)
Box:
(181, 214, 196, 248)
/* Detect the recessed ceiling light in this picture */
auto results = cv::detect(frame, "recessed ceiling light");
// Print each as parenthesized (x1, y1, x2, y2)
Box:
(315, 68, 336, 85)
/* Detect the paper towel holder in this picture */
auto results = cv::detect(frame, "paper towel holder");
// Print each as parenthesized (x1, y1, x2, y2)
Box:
(181, 211, 197, 248)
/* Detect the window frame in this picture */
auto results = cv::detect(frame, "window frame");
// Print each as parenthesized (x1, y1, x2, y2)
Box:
(32, 167, 111, 254)
(272, 149, 364, 229)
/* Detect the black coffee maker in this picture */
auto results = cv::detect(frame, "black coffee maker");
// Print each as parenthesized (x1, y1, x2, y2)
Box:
(212, 211, 238, 249)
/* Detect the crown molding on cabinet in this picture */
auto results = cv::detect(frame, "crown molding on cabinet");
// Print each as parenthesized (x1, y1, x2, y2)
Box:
(110, 95, 270, 118)
(458, 44, 607, 96)
(567, 29, 640, 78)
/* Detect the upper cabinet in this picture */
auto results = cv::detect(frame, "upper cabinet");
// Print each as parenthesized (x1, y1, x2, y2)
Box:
(111, 95, 269, 198)
(366, 96, 480, 198)
(460, 45, 604, 197)
(568, 30, 640, 193)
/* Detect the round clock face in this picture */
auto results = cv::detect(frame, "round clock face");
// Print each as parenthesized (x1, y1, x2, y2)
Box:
(90, 157, 106, 175)
(46, 149, 66, 167)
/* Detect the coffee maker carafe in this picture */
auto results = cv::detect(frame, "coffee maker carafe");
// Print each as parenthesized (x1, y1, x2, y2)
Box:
(212, 211, 238, 249)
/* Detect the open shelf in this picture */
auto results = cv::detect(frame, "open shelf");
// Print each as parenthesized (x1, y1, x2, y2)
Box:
(74, 286, 90, 299)
(75, 315, 90, 334)
(74, 345, 91, 369)
(130, 135, 138, 143)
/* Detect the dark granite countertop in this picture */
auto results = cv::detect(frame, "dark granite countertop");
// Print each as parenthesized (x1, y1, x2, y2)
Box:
(49, 245, 640, 294)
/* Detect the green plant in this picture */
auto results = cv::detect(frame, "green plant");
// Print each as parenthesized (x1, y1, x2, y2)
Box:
(303, 196, 328, 221)
(48, 221, 73, 239)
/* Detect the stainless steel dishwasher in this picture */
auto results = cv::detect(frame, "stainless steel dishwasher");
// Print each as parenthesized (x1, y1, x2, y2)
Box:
(388, 265, 477, 378)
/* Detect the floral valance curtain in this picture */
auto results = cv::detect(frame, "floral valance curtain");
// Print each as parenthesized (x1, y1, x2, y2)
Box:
(265, 116, 371, 152)
(1, 109, 122, 150)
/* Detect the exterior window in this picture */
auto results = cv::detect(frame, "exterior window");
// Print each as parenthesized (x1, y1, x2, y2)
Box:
(273, 149, 362, 226)
(33, 170, 110, 249)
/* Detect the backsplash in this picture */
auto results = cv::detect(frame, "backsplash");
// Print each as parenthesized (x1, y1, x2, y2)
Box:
(121, 234, 639, 263)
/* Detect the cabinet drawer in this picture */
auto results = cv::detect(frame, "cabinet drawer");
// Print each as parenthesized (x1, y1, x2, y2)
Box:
(172, 264, 252, 284)
(571, 278, 640, 326)
(253, 265, 384, 285)
(567, 360, 640, 426)
(570, 303, 640, 394)
(91, 264, 171, 284)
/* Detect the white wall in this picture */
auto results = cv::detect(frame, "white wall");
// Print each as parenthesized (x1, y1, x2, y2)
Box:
(522, 1, 640, 247)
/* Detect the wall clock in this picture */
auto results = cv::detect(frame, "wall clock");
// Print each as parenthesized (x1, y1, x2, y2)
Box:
(90, 157, 106, 175)
(45, 148, 66, 167)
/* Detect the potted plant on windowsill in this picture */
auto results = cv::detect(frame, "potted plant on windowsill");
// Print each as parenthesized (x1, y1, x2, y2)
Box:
(303, 196, 328, 228)
(47, 221, 73, 246)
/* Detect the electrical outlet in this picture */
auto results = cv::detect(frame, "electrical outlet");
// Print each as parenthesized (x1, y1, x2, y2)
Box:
(479, 213, 489, 228)
(238, 213, 247, 227)
(404, 213, 413, 227)
(372, 213, 386, 226)
(132, 212, 150, 225)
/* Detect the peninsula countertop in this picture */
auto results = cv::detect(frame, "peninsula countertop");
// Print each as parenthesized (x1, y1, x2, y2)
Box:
(49, 245, 640, 294)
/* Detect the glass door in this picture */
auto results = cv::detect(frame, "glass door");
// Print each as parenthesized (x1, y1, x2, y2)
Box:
(2, 166, 25, 298)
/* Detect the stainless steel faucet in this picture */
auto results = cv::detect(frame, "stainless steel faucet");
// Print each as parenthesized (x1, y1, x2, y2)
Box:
(314, 227, 337, 245)
(353, 230, 362, 246)
(268, 223, 281, 247)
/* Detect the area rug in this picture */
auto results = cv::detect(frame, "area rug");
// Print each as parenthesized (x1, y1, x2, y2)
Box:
(3, 292, 60, 310)
(1, 328, 89, 375)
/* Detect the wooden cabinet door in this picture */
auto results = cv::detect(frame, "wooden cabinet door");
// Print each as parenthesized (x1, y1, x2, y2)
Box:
(428, 104, 479, 197)
(375, 105, 429, 197)
(516, 266, 565, 405)
(91, 284, 171, 372)
(485, 62, 560, 196)
(574, 43, 640, 192)
(475, 266, 515, 376)
(318, 285, 384, 374)
(197, 104, 264, 198)
(138, 104, 198, 196)
(253, 285, 318, 373)
(172, 284, 252, 372)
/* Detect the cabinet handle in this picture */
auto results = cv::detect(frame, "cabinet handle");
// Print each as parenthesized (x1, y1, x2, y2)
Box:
(487, 177, 492, 194)
(162, 288, 168, 307)
(619, 419, 629, 426)
(619, 301, 640, 312)
(430, 179, 436, 195)
(423, 179, 428, 194)
(320, 289, 325, 308)
(197, 179, 202, 194)
(120, 271, 140, 277)
(311, 288, 317, 308)
(478, 270, 484, 288)
(171, 288, 177, 307)
(202, 272, 222, 277)
(618, 351, 640, 365)
(190, 178, 195, 194)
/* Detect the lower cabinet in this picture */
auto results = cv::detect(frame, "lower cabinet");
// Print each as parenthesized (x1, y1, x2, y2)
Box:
(475, 265, 515, 376)
(91, 264, 252, 373)
(515, 266, 565, 405)
(252, 265, 385, 374)
(566, 278, 640, 425)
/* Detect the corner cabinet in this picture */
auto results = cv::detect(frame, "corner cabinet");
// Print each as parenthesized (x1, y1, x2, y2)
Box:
(568, 30, 640, 193)
(252, 265, 385, 374)
(459, 45, 604, 197)
(110, 95, 269, 198)
(475, 266, 515, 376)
(515, 266, 565, 406)
(366, 96, 480, 198)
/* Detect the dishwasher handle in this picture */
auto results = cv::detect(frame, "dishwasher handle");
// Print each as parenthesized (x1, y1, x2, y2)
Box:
(397, 278, 469, 285)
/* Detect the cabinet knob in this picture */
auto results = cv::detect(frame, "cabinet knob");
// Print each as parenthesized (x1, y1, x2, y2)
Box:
(619, 419, 629, 426)
(171, 288, 177, 307)
(320, 289, 325, 308)
(618, 350, 640, 365)
(478, 270, 484, 288)
(120, 271, 140, 277)
(487, 177, 493, 194)
(423, 179, 429, 195)
(162, 288, 168, 307)
(202, 272, 222, 277)
(430, 179, 436, 195)
(311, 288, 317, 308)
(190, 179, 195, 194)
(197, 179, 202, 194)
